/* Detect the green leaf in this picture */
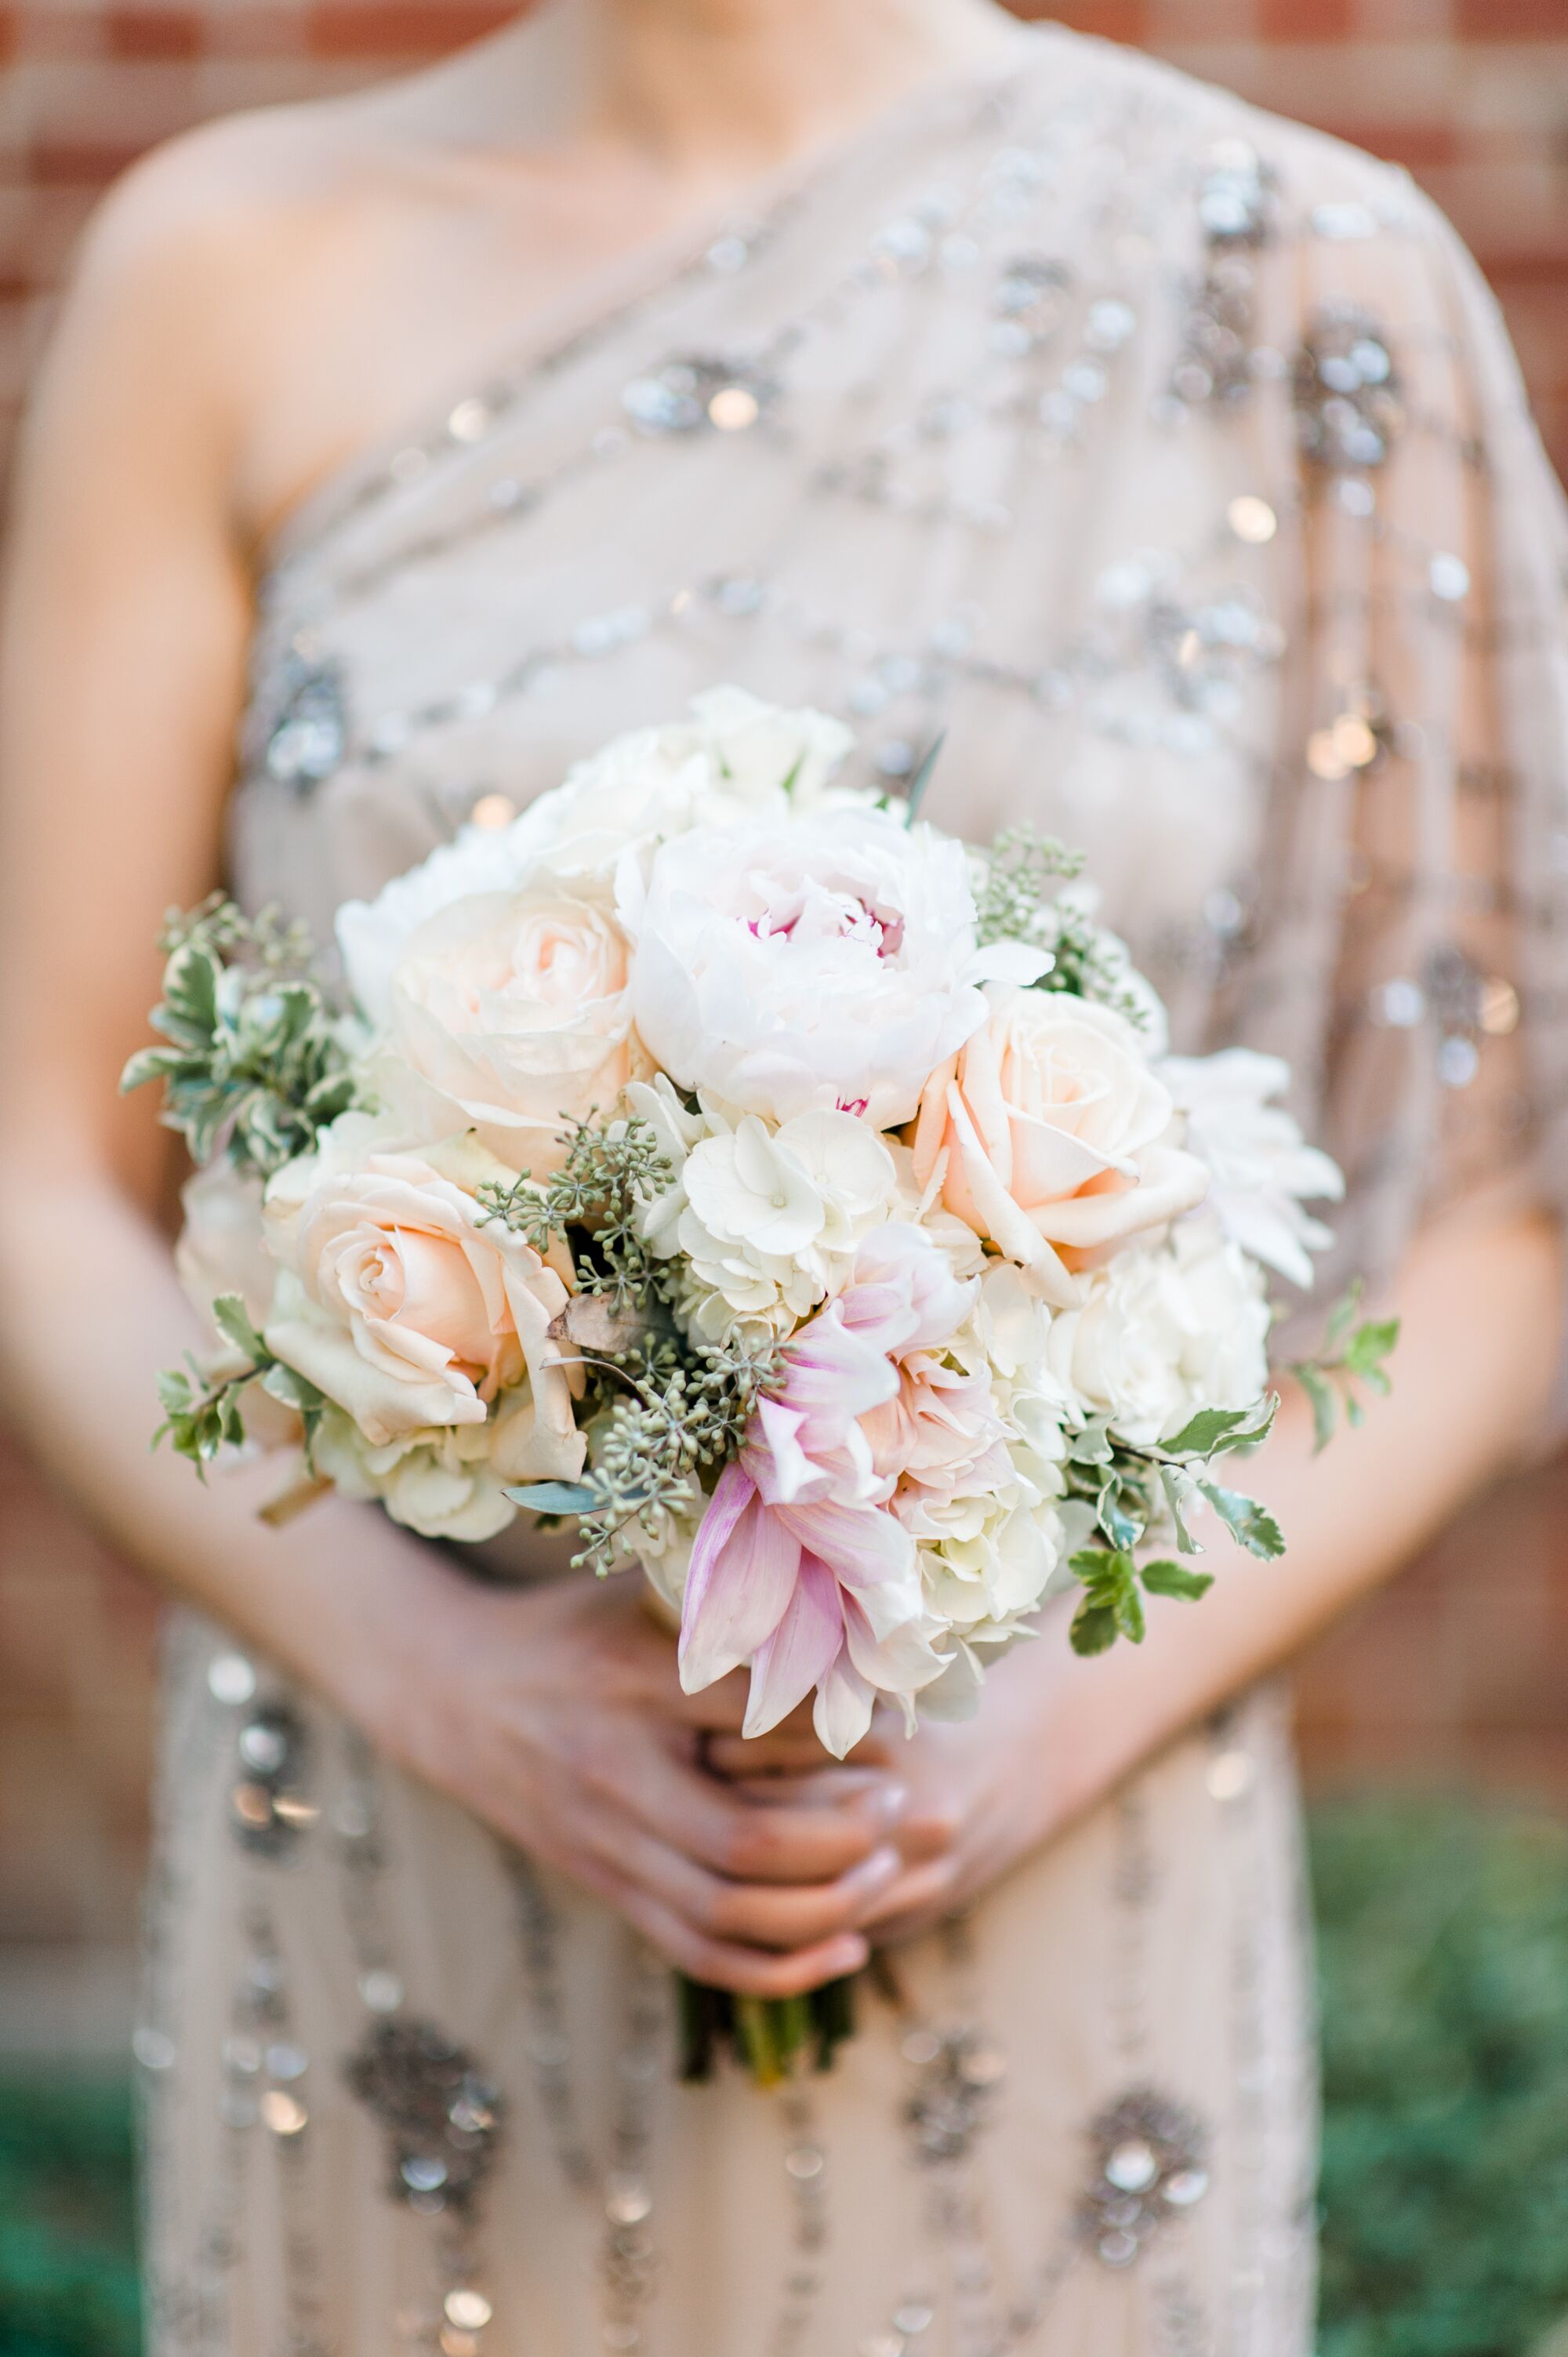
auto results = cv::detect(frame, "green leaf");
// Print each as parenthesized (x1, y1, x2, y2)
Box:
(1068, 1415, 1114, 1468)
(1140, 1559, 1216, 1603)
(1159, 1466, 1201, 1556)
(157, 941, 220, 1045)
(154, 1367, 194, 1417)
(1296, 1361, 1338, 1456)
(902, 730, 947, 825)
(1161, 1404, 1265, 1459)
(1069, 1545, 1127, 1592)
(1096, 1476, 1144, 1553)
(1115, 1580, 1146, 1643)
(1069, 1597, 1120, 1656)
(1323, 1278, 1365, 1350)
(211, 1294, 265, 1365)
(260, 1363, 325, 1415)
(504, 1481, 601, 1516)
(1069, 1545, 1145, 1643)
(1344, 1317, 1400, 1378)
(1198, 1480, 1286, 1560)
(118, 1045, 182, 1095)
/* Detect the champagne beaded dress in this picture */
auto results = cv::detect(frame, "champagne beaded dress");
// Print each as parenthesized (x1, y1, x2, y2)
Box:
(140, 20, 1568, 2355)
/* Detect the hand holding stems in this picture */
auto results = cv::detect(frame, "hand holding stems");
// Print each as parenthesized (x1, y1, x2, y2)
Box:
(367, 1566, 914, 1999)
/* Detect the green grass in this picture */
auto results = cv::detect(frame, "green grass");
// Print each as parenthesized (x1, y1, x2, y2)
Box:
(2, 1797, 1566, 2357)
(0, 2068, 140, 2357)
(1313, 1798, 1568, 2357)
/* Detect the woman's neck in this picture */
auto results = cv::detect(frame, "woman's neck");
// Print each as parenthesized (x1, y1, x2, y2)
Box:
(576, 0, 1022, 180)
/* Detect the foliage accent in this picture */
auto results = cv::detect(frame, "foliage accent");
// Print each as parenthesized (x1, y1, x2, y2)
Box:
(1292, 1280, 1402, 1453)
(509, 1333, 780, 1578)
(973, 826, 1152, 1029)
(1063, 1396, 1282, 1657)
(153, 1293, 323, 1473)
(119, 895, 363, 1176)
(486, 1115, 782, 1574)
(475, 1113, 676, 1312)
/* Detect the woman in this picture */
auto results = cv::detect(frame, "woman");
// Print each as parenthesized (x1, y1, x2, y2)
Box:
(1, 0, 1564, 2348)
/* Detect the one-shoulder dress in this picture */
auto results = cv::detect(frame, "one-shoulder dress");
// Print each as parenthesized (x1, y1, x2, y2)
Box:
(138, 23, 1568, 2355)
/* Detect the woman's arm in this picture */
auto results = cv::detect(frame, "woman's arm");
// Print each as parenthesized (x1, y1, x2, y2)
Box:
(711, 1197, 1563, 1932)
(0, 148, 909, 1997)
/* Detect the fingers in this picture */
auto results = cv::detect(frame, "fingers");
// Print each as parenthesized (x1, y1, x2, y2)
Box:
(855, 1855, 960, 1945)
(614, 1882, 871, 1999)
(703, 1726, 898, 1776)
(611, 1738, 909, 1885)
(593, 1814, 906, 1952)
(724, 1769, 907, 1813)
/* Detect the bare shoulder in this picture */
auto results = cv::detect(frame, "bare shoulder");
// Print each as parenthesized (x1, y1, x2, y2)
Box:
(63, 92, 406, 347)
(34, 72, 477, 534)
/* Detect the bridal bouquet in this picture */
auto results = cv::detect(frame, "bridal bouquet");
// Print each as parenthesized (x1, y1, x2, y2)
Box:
(127, 688, 1393, 2080)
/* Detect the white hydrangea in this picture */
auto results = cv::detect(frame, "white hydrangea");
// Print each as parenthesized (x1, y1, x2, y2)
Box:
(627, 1080, 898, 1340)
(909, 1262, 1074, 1664)
(336, 690, 866, 1024)
(1045, 1213, 1272, 1447)
(312, 1406, 519, 1544)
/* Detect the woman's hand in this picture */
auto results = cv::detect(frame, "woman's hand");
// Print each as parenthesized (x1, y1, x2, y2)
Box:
(368, 1564, 912, 1996)
(706, 1622, 1071, 1948)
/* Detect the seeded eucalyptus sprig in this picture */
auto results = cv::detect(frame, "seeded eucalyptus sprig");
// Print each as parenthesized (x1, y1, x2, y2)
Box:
(974, 826, 1151, 1030)
(482, 1113, 781, 1572)
(475, 1113, 677, 1312)
(508, 1335, 781, 1578)
(121, 895, 364, 1175)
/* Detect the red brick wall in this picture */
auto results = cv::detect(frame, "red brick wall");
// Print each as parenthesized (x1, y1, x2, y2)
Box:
(3, 0, 1568, 1975)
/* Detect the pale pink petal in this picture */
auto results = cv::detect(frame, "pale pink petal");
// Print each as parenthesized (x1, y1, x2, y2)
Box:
(841, 1592, 950, 1698)
(812, 1651, 877, 1759)
(679, 1465, 801, 1692)
(909, 1057, 959, 1192)
(780, 1500, 920, 1639)
(752, 1397, 822, 1505)
(743, 1556, 845, 1738)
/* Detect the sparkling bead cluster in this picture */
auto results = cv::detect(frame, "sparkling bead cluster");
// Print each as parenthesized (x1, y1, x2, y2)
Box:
(1076, 2086, 1210, 2268)
(1294, 304, 1405, 472)
(230, 1700, 318, 1860)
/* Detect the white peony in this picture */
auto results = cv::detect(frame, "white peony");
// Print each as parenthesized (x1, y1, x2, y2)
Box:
(1046, 1214, 1271, 1447)
(502, 687, 867, 895)
(623, 808, 1048, 1130)
(1160, 1048, 1343, 1289)
(334, 691, 866, 1023)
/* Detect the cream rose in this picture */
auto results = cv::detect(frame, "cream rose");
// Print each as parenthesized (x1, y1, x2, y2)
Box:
(386, 885, 641, 1172)
(262, 1117, 583, 1468)
(909, 990, 1209, 1306)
